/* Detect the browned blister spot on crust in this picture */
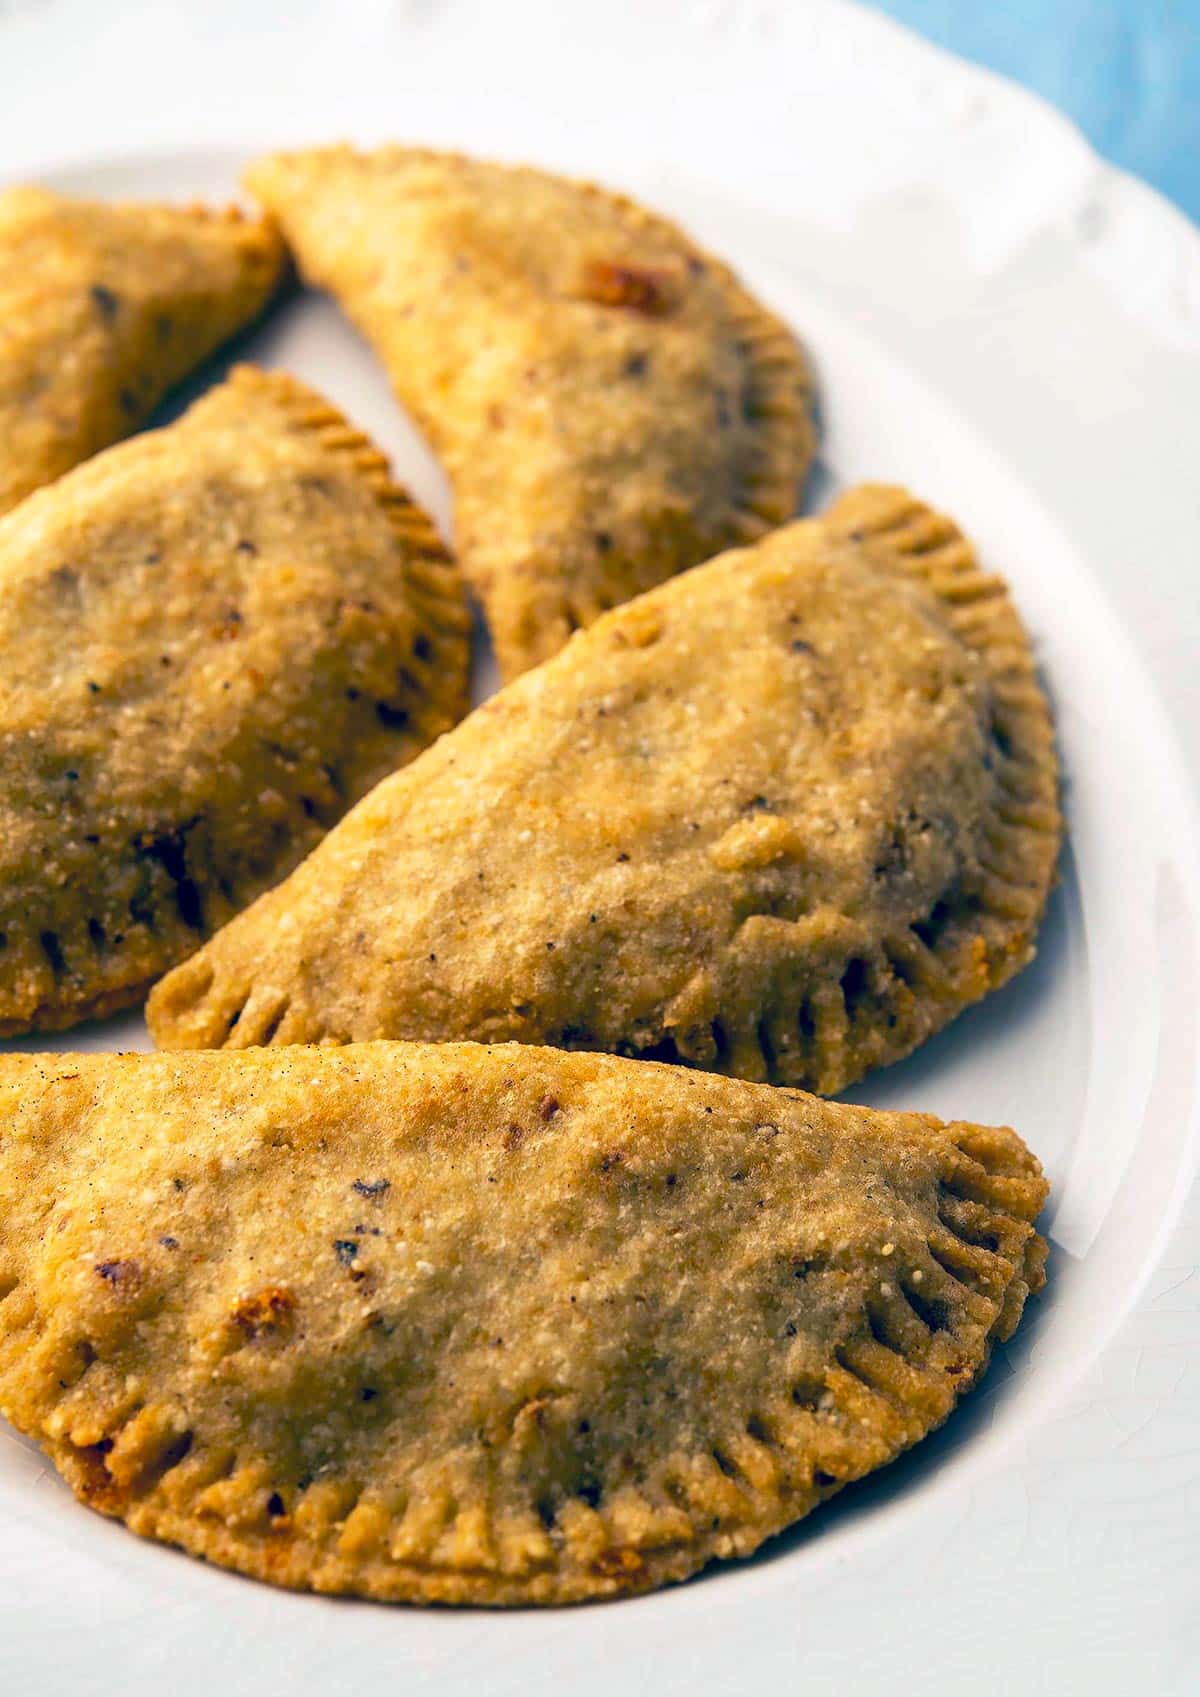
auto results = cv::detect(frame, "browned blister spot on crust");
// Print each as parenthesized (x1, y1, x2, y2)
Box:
(590, 1546, 648, 1584)
(66, 1437, 129, 1514)
(232, 1285, 296, 1339)
(574, 257, 682, 316)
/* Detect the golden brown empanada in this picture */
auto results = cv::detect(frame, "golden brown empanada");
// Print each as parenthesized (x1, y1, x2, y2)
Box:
(0, 1042, 1047, 1605)
(0, 186, 285, 516)
(244, 145, 815, 678)
(0, 366, 468, 1037)
(150, 488, 1058, 1094)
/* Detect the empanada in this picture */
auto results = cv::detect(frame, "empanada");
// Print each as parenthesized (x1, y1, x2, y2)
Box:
(244, 145, 815, 678)
(0, 366, 468, 1037)
(0, 186, 284, 516)
(150, 488, 1058, 1094)
(0, 1042, 1047, 1605)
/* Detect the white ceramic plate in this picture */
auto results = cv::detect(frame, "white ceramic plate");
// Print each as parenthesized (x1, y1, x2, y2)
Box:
(0, 7, 1198, 1689)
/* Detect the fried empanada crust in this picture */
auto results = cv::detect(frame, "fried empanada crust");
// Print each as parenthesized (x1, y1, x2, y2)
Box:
(0, 366, 468, 1037)
(151, 488, 1058, 1094)
(0, 1042, 1047, 1605)
(0, 186, 285, 516)
(244, 145, 815, 678)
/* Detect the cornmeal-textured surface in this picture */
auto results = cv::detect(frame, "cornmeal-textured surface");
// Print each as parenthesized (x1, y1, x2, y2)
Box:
(0, 186, 284, 517)
(245, 145, 814, 678)
(151, 488, 1059, 1094)
(0, 366, 468, 1037)
(0, 1042, 1047, 1606)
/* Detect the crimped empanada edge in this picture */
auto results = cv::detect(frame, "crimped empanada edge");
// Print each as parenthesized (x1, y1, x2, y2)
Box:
(822, 485, 1061, 1053)
(0, 1096, 1047, 1607)
(656, 486, 1061, 1096)
(170, 198, 287, 279)
(220, 364, 471, 748)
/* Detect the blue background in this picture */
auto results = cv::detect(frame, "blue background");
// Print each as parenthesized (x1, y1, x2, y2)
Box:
(869, 1, 1200, 223)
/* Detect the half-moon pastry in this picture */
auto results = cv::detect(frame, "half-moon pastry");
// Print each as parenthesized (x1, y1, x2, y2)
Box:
(244, 145, 815, 679)
(0, 185, 285, 517)
(150, 488, 1058, 1095)
(0, 1041, 1048, 1605)
(0, 366, 468, 1037)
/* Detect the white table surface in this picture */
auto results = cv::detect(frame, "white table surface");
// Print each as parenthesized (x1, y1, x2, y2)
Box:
(0, 3, 1197, 1691)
